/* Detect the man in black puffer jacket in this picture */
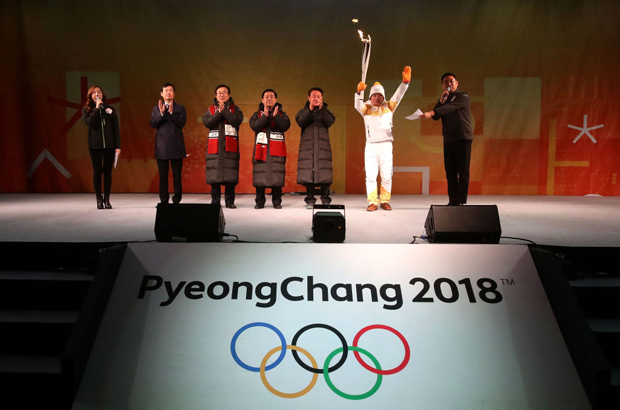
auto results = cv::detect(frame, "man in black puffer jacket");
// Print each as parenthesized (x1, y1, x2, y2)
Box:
(202, 84, 244, 209)
(249, 89, 291, 209)
(295, 87, 336, 208)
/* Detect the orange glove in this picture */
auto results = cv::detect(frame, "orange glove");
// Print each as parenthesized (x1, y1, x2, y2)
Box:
(402, 66, 411, 83)
(357, 82, 367, 93)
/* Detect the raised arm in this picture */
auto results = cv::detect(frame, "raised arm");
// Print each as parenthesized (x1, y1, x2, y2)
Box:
(82, 107, 101, 128)
(433, 92, 470, 118)
(149, 106, 165, 128)
(319, 107, 336, 128)
(272, 111, 291, 132)
(169, 104, 187, 129)
(354, 82, 367, 116)
(295, 105, 314, 128)
(250, 111, 270, 132)
(202, 108, 220, 129)
(221, 106, 243, 128)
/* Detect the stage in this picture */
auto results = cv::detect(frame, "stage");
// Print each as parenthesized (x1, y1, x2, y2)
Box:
(2, 193, 619, 409)
(1, 193, 619, 247)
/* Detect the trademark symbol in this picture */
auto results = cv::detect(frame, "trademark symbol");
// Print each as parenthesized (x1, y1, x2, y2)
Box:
(500, 279, 515, 286)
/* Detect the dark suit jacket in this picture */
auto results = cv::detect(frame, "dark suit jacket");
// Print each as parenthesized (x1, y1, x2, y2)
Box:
(431, 91, 473, 144)
(149, 102, 187, 159)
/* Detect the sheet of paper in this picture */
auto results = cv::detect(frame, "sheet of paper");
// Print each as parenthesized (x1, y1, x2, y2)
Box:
(114, 151, 119, 169)
(405, 109, 423, 120)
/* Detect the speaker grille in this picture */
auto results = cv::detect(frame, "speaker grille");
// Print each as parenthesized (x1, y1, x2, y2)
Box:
(154, 204, 225, 242)
(425, 205, 501, 244)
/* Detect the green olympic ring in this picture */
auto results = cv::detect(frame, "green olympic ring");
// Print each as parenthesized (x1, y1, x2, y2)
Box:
(323, 346, 382, 400)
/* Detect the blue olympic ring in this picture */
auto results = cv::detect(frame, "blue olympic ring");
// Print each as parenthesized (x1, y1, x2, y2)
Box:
(230, 322, 287, 372)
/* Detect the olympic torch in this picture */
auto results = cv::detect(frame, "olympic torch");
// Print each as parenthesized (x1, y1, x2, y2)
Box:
(358, 30, 372, 84)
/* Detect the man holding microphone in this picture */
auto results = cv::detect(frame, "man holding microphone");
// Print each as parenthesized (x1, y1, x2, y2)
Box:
(420, 73, 473, 206)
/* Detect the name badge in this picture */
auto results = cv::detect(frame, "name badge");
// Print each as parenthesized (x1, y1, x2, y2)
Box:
(225, 124, 237, 137)
(270, 132, 284, 141)
(256, 132, 268, 145)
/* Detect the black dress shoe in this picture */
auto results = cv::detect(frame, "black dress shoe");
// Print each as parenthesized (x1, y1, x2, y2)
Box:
(104, 200, 113, 209)
(97, 199, 104, 209)
(254, 204, 264, 209)
(273, 204, 282, 209)
(226, 204, 236, 209)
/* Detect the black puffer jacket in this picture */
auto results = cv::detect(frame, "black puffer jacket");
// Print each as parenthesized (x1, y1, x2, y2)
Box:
(249, 102, 290, 187)
(202, 98, 244, 185)
(295, 102, 335, 185)
(82, 105, 121, 150)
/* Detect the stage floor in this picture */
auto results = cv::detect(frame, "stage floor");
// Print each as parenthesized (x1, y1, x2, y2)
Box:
(2, 193, 619, 247)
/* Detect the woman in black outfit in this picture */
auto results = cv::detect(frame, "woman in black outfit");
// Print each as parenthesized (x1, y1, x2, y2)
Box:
(82, 85, 121, 209)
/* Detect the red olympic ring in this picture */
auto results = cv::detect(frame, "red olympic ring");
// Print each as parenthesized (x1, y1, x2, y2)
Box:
(352, 324, 410, 375)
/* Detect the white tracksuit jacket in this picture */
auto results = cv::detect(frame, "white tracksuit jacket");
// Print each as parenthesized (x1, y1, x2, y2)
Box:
(355, 82, 409, 203)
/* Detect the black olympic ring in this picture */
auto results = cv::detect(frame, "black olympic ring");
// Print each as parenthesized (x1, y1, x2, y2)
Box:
(291, 323, 348, 374)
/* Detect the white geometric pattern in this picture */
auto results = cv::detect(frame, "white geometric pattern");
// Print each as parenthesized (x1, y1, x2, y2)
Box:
(568, 114, 603, 144)
(27, 149, 72, 179)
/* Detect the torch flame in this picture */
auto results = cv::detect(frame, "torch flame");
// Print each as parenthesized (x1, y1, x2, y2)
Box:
(359, 30, 371, 83)
(358, 30, 371, 43)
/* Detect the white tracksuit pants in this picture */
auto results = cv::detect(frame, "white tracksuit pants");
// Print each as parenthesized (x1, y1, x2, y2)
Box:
(365, 141, 393, 204)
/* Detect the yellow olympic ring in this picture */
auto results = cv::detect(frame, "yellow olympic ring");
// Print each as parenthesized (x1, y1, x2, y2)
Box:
(259, 345, 319, 399)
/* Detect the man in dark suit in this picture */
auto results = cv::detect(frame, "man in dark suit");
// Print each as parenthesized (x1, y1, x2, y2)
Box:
(149, 82, 187, 204)
(420, 73, 473, 206)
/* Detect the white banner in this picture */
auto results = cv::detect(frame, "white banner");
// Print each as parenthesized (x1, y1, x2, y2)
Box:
(73, 243, 589, 410)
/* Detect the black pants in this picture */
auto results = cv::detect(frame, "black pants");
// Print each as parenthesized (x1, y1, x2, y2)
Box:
(89, 148, 115, 199)
(444, 139, 472, 205)
(304, 184, 331, 205)
(157, 158, 183, 204)
(211, 184, 235, 206)
(256, 186, 283, 207)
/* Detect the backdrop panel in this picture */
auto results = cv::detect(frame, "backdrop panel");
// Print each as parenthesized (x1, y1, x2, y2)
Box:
(2, 0, 619, 196)
(72, 243, 589, 409)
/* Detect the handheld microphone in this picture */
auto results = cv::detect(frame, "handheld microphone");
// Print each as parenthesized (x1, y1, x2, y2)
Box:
(440, 87, 451, 104)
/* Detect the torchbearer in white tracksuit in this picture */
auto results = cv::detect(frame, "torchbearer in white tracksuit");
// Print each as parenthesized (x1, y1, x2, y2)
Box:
(355, 66, 410, 211)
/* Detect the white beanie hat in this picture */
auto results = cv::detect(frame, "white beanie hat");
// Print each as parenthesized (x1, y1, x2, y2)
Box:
(369, 82, 385, 99)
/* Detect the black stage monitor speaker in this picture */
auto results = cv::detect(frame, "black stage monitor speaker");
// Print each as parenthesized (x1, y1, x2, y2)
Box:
(155, 203, 226, 242)
(425, 205, 501, 244)
(312, 205, 345, 243)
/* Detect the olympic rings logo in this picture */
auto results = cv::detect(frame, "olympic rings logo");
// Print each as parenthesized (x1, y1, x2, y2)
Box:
(230, 322, 410, 400)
